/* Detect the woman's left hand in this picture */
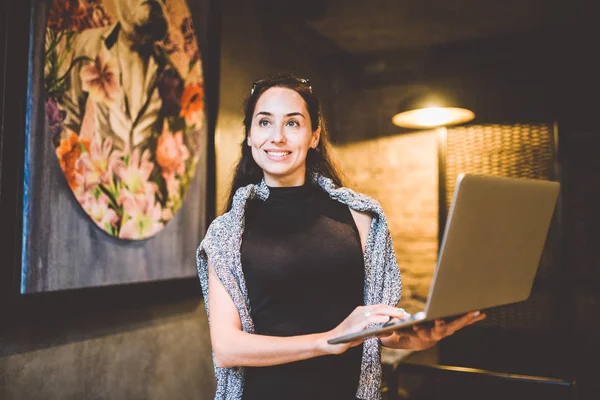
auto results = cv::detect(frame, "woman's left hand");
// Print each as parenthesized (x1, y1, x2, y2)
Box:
(380, 311, 486, 350)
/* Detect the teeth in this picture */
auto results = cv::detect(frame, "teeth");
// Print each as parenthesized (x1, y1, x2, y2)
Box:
(267, 151, 290, 157)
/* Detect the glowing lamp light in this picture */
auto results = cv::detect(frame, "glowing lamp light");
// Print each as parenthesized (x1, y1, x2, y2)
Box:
(392, 106, 475, 129)
(392, 92, 475, 129)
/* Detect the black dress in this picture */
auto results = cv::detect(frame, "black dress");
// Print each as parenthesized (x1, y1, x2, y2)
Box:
(241, 183, 366, 400)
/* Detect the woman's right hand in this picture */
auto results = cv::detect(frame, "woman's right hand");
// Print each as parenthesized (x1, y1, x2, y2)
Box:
(318, 305, 410, 355)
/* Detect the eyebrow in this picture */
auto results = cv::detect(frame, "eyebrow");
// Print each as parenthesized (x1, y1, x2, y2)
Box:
(254, 111, 306, 119)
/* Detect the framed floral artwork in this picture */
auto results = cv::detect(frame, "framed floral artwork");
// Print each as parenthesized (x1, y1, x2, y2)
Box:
(1, 0, 219, 294)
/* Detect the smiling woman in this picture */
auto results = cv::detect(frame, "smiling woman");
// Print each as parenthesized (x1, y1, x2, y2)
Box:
(196, 73, 485, 400)
(247, 87, 320, 187)
(226, 74, 342, 210)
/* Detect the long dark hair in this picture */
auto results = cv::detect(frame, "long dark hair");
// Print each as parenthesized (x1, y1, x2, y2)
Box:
(225, 73, 343, 212)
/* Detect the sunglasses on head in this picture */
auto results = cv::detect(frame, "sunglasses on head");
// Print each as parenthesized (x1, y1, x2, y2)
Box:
(250, 77, 313, 96)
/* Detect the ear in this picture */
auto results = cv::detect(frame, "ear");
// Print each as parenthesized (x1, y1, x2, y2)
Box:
(247, 134, 252, 147)
(311, 126, 321, 149)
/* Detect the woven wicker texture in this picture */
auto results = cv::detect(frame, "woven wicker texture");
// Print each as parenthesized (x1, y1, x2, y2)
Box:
(442, 123, 559, 330)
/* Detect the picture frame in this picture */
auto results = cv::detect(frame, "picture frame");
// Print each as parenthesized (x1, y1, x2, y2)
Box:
(0, 0, 219, 310)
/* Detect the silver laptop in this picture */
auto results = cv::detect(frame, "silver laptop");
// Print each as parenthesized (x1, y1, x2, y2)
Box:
(328, 173, 560, 344)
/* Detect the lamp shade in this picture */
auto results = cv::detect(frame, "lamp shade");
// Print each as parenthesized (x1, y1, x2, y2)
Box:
(392, 93, 475, 129)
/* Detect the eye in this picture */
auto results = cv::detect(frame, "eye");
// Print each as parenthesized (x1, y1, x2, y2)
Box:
(286, 119, 300, 127)
(258, 118, 271, 127)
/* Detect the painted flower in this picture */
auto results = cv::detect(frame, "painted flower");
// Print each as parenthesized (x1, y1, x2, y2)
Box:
(162, 172, 181, 203)
(79, 191, 119, 232)
(81, 50, 120, 105)
(47, 0, 112, 32)
(46, 97, 66, 138)
(118, 190, 163, 240)
(76, 95, 95, 143)
(115, 148, 157, 196)
(70, 96, 122, 189)
(179, 82, 204, 127)
(157, 69, 184, 116)
(56, 131, 90, 192)
(78, 137, 123, 187)
(161, 33, 180, 55)
(47, 0, 87, 32)
(181, 17, 200, 64)
(156, 122, 190, 180)
(161, 207, 174, 222)
(88, 4, 113, 28)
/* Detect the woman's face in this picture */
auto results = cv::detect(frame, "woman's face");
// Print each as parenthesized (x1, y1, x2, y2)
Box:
(248, 87, 320, 187)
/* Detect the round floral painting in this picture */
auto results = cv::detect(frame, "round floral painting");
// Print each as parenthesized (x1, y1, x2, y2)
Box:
(44, 0, 205, 240)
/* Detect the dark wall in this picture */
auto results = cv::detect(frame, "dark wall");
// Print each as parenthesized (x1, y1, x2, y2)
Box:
(0, 295, 216, 400)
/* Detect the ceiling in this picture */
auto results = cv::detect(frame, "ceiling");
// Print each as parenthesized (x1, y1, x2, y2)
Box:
(258, 0, 595, 87)
(269, 0, 591, 54)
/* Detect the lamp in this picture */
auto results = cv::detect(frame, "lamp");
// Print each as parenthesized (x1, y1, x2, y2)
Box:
(392, 93, 475, 129)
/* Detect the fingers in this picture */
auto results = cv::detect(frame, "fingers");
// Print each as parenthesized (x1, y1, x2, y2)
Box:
(399, 312, 487, 351)
(413, 324, 435, 343)
(354, 307, 409, 332)
(349, 314, 393, 334)
(446, 311, 486, 332)
(431, 320, 450, 340)
(391, 329, 418, 347)
(425, 311, 487, 340)
(462, 312, 487, 327)
(359, 305, 410, 320)
(472, 312, 487, 323)
(410, 322, 445, 349)
(365, 315, 393, 326)
(412, 320, 447, 342)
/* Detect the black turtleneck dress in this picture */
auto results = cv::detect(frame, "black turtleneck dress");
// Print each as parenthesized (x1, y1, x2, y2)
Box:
(240, 183, 366, 400)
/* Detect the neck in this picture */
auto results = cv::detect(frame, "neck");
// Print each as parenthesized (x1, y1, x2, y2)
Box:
(263, 172, 307, 187)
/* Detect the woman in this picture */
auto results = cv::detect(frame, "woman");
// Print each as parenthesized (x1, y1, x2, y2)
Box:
(196, 74, 485, 399)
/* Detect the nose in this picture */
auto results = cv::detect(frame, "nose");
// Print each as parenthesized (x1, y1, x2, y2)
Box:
(270, 124, 286, 143)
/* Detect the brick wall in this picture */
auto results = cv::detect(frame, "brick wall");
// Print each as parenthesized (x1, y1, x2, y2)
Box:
(331, 131, 439, 313)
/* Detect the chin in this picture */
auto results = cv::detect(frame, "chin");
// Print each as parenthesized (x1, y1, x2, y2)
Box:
(263, 168, 294, 179)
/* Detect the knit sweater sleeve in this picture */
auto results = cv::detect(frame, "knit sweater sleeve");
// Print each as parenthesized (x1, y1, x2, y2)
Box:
(196, 213, 248, 400)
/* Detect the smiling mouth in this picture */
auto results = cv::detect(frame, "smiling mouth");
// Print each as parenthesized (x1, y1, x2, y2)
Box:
(265, 150, 292, 157)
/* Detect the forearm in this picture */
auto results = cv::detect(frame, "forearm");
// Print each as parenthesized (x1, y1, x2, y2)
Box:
(213, 330, 330, 368)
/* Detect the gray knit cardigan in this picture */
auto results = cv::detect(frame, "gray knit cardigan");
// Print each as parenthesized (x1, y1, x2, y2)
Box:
(196, 173, 402, 400)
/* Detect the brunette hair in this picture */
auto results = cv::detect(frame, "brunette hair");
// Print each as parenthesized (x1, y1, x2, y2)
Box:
(225, 73, 343, 212)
